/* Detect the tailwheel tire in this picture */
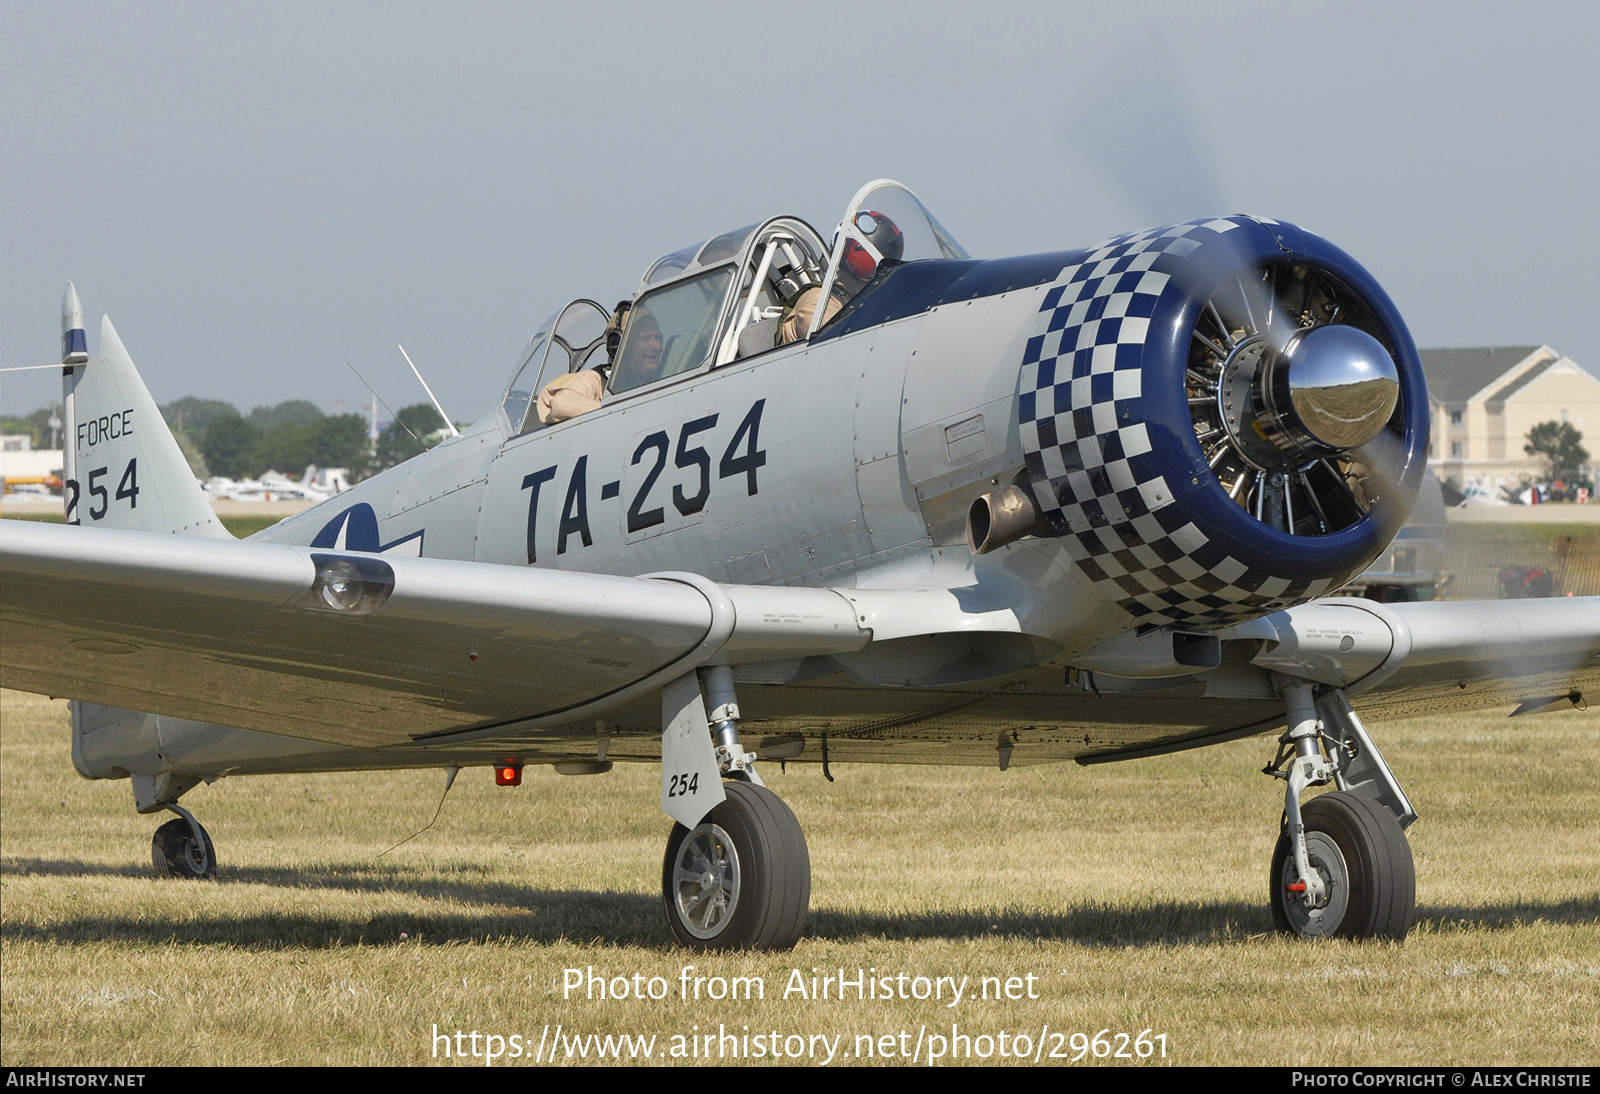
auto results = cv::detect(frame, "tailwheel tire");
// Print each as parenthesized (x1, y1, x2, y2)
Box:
(1271, 791, 1414, 940)
(662, 781, 809, 950)
(152, 817, 216, 880)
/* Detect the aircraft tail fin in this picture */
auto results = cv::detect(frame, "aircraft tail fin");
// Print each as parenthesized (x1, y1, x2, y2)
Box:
(62, 311, 232, 538)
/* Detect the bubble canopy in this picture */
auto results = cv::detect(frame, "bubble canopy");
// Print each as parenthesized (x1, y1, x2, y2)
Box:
(498, 182, 971, 419)
(641, 223, 762, 289)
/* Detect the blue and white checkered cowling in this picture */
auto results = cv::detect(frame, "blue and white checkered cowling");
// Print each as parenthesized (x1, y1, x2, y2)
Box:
(1018, 216, 1352, 626)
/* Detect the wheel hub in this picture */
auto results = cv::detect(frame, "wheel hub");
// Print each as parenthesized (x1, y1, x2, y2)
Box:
(1279, 831, 1349, 936)
(671, 823, 741, 940)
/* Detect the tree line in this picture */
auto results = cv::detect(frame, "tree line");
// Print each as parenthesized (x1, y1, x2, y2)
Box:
(158, 397, 453, 480)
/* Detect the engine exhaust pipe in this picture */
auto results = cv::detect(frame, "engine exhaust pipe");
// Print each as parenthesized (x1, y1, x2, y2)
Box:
(967, 484, 1049, 554)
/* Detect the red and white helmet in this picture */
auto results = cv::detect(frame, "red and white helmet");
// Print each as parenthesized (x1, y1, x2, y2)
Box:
(841, 210, 904, 280)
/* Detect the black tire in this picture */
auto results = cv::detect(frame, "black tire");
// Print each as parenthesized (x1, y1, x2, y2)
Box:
(1270, 791, 1414, 940)
(152, 817, 216, 880)
(662, 781, 810, 950)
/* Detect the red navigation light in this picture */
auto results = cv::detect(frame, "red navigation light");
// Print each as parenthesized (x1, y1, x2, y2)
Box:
(495, 764, 523, 787)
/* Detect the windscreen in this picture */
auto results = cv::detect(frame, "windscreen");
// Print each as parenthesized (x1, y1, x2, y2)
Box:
(846, 183, 969, 265)
(611, 268, 734, 394)
(501, 300, 610, 431)
(501, 318, 556, 430)
(808, 180, 971, 337)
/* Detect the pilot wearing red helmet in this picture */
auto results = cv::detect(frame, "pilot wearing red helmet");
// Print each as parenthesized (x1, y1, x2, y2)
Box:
(779, 210, 904, 344)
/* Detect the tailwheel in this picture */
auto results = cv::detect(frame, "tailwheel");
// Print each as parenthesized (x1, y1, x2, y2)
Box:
(152, 816, 216, 880)
(1271, 792, 1414, 940)
(662, 782, 809, 950)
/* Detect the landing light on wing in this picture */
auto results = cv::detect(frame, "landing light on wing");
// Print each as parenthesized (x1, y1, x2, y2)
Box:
(301, 555, 395, 615)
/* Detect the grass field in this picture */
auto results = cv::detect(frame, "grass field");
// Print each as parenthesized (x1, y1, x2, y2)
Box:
(1441, 523, 1600, 598)
(2, 689, 1595, 1067)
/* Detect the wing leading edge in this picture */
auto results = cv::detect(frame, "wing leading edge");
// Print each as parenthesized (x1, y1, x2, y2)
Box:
(3, 518, 1594, 758)
(0, 520, 869, 748)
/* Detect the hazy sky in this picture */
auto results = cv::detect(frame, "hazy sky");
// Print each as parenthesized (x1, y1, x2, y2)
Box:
(3, 1, 1596, 421)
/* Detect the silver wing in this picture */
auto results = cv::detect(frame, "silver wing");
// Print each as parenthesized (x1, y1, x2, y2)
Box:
(1072, 595, 1600, 764)
(0, 519, 869, 750)
(4, 517, 1594, 762)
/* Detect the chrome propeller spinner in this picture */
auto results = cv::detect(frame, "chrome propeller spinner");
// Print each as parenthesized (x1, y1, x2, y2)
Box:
(1189, 264, 1402, 535)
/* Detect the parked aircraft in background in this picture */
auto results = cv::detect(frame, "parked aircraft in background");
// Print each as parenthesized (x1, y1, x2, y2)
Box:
(203, 465, 350, 505)
(3, 183, 1595, 948)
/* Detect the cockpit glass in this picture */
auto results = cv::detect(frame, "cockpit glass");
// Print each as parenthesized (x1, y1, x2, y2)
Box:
(610, 267, 734, 394)
(501, 317, 557, 431)
(644, 242, 701, 286)
(696, 223, 759, 266)
(501, 299, 610, 432)
(642, 224, 761, 288)
(846, 182, 970, 266)
(552, 301, 609, 356)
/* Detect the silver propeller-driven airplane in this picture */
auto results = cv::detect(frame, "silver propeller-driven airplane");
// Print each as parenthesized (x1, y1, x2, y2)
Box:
(3, 180, 1595, 949)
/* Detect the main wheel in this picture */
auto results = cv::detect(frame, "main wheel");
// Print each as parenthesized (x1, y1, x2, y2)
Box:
(1270, 791, 1414, 940)
(152, 817, 216, 880)
(662, 781, 809, 950)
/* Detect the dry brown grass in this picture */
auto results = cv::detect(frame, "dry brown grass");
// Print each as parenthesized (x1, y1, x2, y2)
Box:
(2, 689, 1596, 1066)
(1442, 522, 1600, 598)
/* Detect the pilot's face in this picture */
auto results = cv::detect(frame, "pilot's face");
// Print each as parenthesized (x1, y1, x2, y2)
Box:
(633, 326, 664, 377)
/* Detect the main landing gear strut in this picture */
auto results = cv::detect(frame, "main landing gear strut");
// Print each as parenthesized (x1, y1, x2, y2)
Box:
(1263, 681, 1415, 940)
(660, 665, 810, 950)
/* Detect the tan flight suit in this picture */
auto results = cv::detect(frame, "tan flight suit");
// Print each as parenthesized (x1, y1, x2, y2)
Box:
(778, 285, 847, 345)
(535, 369, 605, 425)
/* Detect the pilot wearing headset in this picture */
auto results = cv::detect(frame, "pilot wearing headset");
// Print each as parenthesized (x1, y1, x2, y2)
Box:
(535, 304, 659, 425)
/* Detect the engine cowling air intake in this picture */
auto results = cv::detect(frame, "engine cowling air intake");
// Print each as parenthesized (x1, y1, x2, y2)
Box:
(1015, 216, 1427, 626)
